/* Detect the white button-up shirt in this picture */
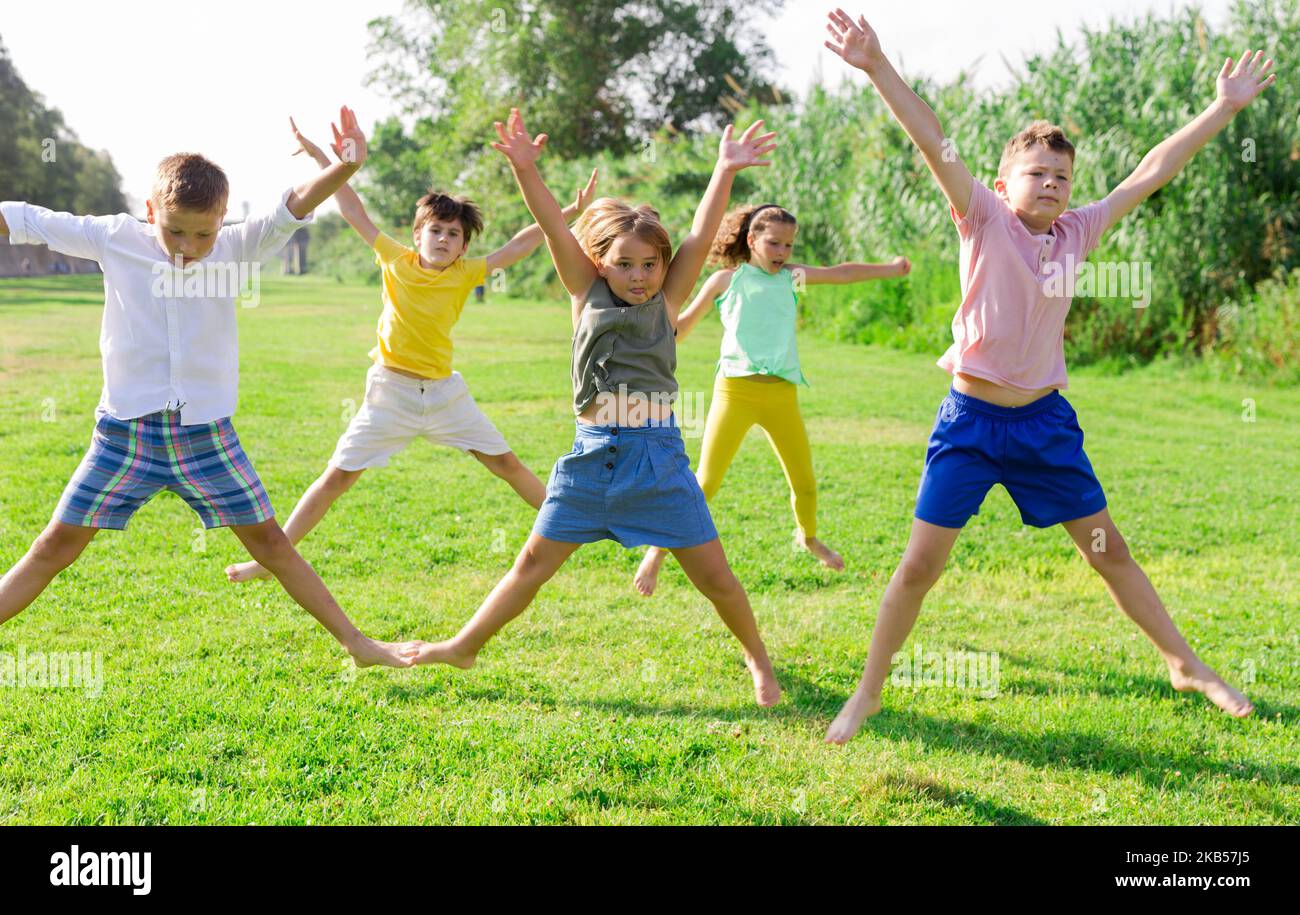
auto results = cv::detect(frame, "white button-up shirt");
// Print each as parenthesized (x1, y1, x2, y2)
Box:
(1, 191, 311, 425)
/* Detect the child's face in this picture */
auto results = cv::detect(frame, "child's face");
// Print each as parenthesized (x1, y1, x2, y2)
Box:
(597, 235, 665, 304)
(747, 221, 797, 272)
(147, 198, 226, 265)
(415, 217, 468, 270)
(995, 147, 1073, 232)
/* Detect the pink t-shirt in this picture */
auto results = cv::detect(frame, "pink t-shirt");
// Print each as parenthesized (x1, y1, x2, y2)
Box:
(938, 177, 1111, 392)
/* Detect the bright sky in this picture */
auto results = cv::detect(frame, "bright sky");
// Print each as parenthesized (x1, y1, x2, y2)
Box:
(2, 0, 1235, 216)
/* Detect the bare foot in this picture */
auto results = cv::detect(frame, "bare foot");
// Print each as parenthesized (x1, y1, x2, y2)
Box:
(634, 547, 668, 596)
(225, 559, 272, 583)
(796, 533, 845, 571)
(825, 689, 882, 744)
(1169, 660, 1254, 717)
(399, 639, 478, 670)
(348, 637, 416, 669)
(745, 652, 782, 707)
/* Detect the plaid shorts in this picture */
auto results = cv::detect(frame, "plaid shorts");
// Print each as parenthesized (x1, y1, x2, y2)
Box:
(55, 411, 275, 530)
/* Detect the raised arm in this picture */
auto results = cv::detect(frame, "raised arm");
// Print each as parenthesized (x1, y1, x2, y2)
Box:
(662, 120, 778, 314)
(789, 256, 911, 286)
(1100, 50, 1276, 232)
(825, 9, 974, 217)
(674, 269, 733, 340)
(285, 106, 367, 221)
(491, 109, 598, 307)
(485, 167, 599, 273)
(290, 116, 380, 246)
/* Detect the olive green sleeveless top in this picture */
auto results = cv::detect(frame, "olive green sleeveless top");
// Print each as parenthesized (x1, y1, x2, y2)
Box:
(571, 277, 678, 415)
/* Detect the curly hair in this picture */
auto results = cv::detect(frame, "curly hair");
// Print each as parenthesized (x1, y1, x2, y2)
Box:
(572, 197, 673, 268)
(709, 203, 797, 267)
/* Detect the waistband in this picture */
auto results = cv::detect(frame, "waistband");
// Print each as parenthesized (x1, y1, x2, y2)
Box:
(372, 364, 457, 388)
(574, 415, 681, 436)
(946, 386, 1062, 419)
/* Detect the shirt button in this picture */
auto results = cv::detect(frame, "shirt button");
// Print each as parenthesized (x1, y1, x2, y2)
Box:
(610, 428, 618, 435)
(604, 462, 614, 469)
(608, 445, 616, 453)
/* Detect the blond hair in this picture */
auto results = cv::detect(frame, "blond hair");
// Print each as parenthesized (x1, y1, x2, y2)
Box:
(998, 121, 1076, 177)
(572, 197, 673, 268)
(152, 153, 229, 212)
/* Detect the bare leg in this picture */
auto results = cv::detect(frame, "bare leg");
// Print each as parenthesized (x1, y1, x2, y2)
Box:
(1062, 508, 1252, 717)
(670, 538, 781, 706)
(226, 465, 364, 583)
(402, 533, 580, 668)
(826, 518, 962, 743)
(0, 521, 99, 627)
(470, 449, 546, 509)
(228, 518, 411, 668)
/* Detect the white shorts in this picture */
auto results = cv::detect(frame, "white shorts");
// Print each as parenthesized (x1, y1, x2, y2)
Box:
(330, 365, 512, 471)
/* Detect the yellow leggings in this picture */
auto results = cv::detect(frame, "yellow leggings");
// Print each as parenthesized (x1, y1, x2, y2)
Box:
(696, 374, 818, 537)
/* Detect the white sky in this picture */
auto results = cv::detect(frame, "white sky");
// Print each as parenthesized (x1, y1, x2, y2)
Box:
(2, 0, 1235, 215)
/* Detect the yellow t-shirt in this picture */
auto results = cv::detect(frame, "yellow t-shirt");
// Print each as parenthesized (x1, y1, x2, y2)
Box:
(368, 232, 488, 379)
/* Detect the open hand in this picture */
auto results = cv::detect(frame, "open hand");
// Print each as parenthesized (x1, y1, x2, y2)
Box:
(329, 105, 368, 167)
(289, 117, 331, 167)
(824, 9, 885, 73)
(492, 108, 548, 169)
(1216, 50, 1277, 112)
(717, 119, 778, 173)
(572, 167, 600, 214)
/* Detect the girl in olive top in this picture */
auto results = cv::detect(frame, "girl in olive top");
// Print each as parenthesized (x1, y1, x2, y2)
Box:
(635, 203, 910, 596)
(400, 110, 784, 708)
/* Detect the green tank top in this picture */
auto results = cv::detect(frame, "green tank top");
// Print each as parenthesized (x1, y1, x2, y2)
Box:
(715, 263, 808, 386)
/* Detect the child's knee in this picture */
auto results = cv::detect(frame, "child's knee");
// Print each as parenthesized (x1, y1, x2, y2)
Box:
(30, 526, 88, 570)
(319, 467, 362, 495)
(895, 553, 945, 591)
(696, 566, 742, 602)
(1080, 534, 1132, 572)
(477, 451, 521, 477)
(242, 523, 296, 566)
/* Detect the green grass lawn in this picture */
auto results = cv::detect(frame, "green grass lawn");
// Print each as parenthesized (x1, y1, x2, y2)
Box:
(0, 274, 1296, 825)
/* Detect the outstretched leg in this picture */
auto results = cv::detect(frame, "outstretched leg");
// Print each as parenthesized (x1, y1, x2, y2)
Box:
(403, 533, 581, 668)
(1062, 508, 1252, 716)
(670, 538, 781, 706)
(0, 521, 99, 628)
(470, 449, 546, 509)
(757, 396, 842, 570)
(826, 518, 962, 743)
(226, 465, 364, 583)
(228, 518, 411, 668)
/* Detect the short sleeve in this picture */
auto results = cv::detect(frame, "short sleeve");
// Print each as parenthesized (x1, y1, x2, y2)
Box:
(227, 188, 313, 262)
(371, 232, 411, 266)
(950, 177, 1001, 239)
(462, 257, 488, 289)
(1059, 199, 1112, 256)
(1, 202, 117, 262)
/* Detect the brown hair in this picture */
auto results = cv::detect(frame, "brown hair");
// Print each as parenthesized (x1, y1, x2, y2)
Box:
(151, 153, 229, 212)
(413, 191, 484, 245)
(572, 197, 673, 268)
(998, 121, 1076, 177)
(709, 203, 797, 267)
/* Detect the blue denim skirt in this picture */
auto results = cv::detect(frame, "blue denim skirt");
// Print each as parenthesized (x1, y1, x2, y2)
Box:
(532, 420, 718, 548)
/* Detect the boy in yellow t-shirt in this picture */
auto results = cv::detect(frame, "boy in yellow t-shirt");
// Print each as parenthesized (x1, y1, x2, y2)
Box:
(227, 117, 597, 583)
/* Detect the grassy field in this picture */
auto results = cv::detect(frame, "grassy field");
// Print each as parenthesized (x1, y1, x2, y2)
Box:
(0, 273, 1296, 825)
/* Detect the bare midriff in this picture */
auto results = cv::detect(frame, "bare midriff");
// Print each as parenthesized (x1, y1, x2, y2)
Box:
(577, 394, 676, 426)
(952, 372, 1057, 407)
(383, 364, 436, 381)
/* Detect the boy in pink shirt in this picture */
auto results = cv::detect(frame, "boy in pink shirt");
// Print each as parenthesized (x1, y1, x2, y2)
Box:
(823, 9, 1276, 743)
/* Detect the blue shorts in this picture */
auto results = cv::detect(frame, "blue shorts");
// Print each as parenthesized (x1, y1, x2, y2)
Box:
(914, 388, 1107, 529)
(532, 420, 719, 549)
(55, 411, 275, 531)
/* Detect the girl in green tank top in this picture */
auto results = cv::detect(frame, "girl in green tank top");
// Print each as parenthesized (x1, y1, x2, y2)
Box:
(634, 203, 911, 595)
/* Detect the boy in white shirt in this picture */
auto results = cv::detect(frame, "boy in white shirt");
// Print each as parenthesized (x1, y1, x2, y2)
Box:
(0, 106, 414, 670)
